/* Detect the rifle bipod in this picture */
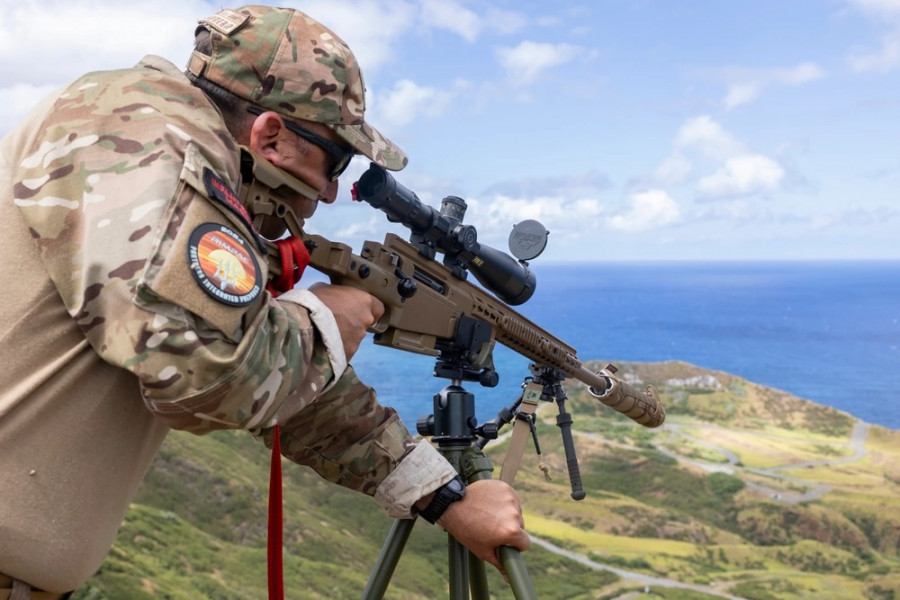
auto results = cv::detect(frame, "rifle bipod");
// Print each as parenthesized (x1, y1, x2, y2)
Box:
(360, 376, 538, 600)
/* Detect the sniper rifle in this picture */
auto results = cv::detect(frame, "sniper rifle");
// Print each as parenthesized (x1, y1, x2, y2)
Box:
(240, 150, 665, 431)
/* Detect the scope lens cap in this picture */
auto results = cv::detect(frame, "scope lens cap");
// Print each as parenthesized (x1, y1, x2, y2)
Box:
(509, 219, 549, 261)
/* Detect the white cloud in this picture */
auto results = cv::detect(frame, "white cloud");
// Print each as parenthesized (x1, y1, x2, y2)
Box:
(535, 15, 564, 28)
(644, 116, 793, 205)
(846, 0, 900, 71)
(461, 194, 604, 246)
(335, 215, 385, 238)
(483, 8, 529, 35)
(0, 82, 59, 124)
(697, 155, 785, 199)
(652, 153, 693, 186)
(484, 171, 612, 199)
(849, 29, 900, 71)
(808, 202, 899, 230)
(724, 82, 764, 110)
(0, 0, 210, 86)
(419, 0, 482, 42)
(663, 116, 791, 201)
(484, 195, 602, 222)
(777, 62, 826, 84)
(496, 41, 581, 84)
(416, 1, 527, 41)
(3, 82, 57, 111)
(675, 115, 745, 160)
(848, 0, 900, 20)
(375, 79, 458, 126)
(693, 199, 777, 224)
(607, 190, 681, 232)
(722, 62, 825, 109)
(0, 0, 216, 135)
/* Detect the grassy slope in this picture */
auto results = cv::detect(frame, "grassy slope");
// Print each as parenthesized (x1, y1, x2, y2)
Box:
(73, 361, 899, 600)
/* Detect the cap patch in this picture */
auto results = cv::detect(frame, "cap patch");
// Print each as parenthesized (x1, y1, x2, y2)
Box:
(202, 9, 250, 36)
(188, 223, 262, 307)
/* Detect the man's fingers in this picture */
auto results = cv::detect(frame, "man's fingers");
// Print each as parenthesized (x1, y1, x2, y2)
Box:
(367, 296, 385, 324)
(307, 283, 384, 357)
(511, 530, 531, 552)
(371, 296, 385, 319)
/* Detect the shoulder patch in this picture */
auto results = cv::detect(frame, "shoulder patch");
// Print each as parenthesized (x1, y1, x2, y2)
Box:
(203, 167, 253, 230)
(188, 222, 262, 307)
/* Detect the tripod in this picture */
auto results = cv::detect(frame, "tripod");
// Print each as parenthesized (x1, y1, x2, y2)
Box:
(360, 347, 540, 600)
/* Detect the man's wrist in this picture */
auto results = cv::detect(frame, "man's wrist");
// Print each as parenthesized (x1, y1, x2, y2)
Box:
(414, 492, 434, 512)
(418, 475, 466, 524)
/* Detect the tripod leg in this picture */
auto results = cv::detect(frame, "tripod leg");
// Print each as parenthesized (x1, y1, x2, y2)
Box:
(448, 535, 469, 600)
(468, 552, 489, 600)
(458, 447, 539, 600)
(499, 547, 538, 600)
(361, 517, 416, 600)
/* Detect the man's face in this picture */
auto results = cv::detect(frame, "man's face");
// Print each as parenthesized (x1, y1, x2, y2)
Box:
(247, 111, 355, 218)
(274, 120, 347, 215)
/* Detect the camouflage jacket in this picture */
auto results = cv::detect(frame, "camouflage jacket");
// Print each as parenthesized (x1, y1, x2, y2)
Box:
(0, 56, 454, 592)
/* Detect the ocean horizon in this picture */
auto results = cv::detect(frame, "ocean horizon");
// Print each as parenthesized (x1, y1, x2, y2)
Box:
(345, 259, 900, 432)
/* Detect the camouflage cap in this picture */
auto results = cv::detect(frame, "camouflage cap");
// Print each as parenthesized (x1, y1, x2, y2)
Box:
(188, 5, 407, 171)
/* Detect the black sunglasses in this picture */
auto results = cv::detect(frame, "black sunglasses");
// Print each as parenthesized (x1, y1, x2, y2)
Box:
(247, 106, 355, 181)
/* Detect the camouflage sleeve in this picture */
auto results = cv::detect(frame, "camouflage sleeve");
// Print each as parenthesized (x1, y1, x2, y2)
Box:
(277, 287, 347, 388)
(374, 441, 458, 518)
(255, 364, 456, 516)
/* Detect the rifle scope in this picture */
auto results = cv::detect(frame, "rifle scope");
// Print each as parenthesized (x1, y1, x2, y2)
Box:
(355, 164, 536, 305)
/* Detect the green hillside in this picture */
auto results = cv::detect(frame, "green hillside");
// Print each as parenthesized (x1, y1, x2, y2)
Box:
(73, 361, 900, 600)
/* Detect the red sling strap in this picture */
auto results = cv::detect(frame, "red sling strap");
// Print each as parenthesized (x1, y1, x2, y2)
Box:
(268, 235, 310, 297)
(265, 236, 310, 600)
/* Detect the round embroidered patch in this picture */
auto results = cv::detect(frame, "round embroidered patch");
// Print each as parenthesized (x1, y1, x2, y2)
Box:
(188, 223, 262, 307)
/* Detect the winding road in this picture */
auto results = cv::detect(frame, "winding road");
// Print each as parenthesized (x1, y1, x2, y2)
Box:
(655, 420, 870, 503)
(518, 416, 872, 598)
(530, 535, 747, 600)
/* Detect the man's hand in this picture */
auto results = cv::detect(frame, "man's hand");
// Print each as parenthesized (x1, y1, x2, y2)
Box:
(434, 479, 530, 574)
(309, 283, 384, 358)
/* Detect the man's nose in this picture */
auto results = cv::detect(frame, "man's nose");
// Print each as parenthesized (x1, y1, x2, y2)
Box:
(319, 179, 339, 204)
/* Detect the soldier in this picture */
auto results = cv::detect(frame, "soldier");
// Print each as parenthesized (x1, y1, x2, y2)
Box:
(0, 5, 528, 598)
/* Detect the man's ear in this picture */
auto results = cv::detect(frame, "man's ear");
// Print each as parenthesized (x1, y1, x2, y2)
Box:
(248, 111, 289, 166)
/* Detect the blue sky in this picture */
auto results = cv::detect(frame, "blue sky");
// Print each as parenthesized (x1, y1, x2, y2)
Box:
(2, 0, 898, 261)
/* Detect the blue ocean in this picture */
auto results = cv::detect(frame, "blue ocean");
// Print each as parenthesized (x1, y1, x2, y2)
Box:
(348, 261, 900, 432)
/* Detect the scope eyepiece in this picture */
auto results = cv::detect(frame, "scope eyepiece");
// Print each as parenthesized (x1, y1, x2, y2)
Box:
(355, 164, 435, 233)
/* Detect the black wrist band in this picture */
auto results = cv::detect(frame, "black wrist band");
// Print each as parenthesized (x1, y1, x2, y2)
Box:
(419, 475, 466, 524)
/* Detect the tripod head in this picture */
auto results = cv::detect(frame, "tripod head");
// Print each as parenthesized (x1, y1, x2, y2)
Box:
(416, 316, 500, 446)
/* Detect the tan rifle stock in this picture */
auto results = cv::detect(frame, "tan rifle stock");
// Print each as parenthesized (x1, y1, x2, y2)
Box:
(299, 232, 664, 428)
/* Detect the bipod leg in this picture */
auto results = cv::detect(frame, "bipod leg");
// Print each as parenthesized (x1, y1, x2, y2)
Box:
(361, 517, 416, 600)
